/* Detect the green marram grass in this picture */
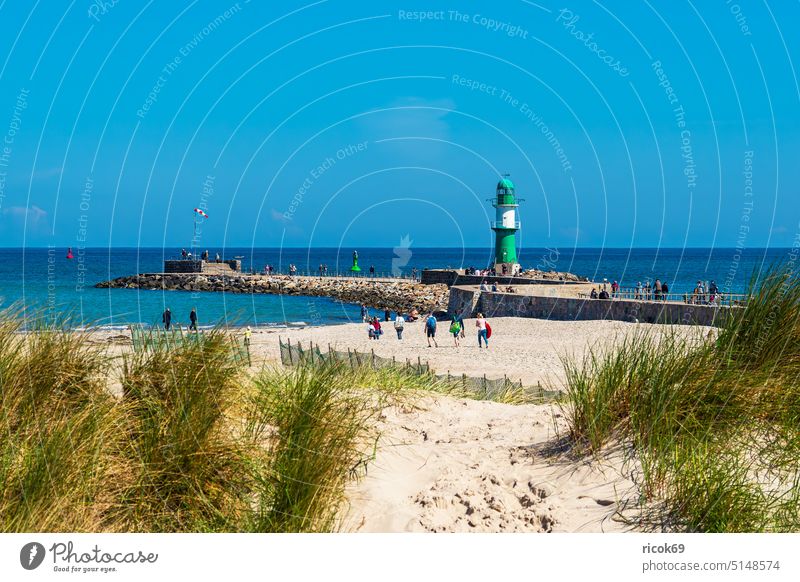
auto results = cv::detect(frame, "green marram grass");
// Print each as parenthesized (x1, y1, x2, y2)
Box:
(561, 265, 800, 531)
(1, 313, 536, 533)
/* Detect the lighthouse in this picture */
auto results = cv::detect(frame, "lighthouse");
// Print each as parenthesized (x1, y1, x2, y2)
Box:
(489, 174, 523, 274)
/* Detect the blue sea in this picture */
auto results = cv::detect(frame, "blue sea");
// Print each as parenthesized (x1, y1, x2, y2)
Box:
(0, 247, 790, 328)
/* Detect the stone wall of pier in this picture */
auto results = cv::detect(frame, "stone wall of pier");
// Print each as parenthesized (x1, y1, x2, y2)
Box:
(96, 273, 449, 314)
(447, 286, 732, 327)
(163, 259, 242, 274)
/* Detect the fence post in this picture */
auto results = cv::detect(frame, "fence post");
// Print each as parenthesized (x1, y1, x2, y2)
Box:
(288, 337, 294, 366)
(371, 349, 375, 369)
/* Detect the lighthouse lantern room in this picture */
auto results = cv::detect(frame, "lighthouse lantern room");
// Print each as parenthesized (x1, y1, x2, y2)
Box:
(489, 174, 523, 275)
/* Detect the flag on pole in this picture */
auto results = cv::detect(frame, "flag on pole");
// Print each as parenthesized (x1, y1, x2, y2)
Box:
(194, 208, 208, 219)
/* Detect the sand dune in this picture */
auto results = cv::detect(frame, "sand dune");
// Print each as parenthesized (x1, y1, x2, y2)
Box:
(341, 396, 640, 533)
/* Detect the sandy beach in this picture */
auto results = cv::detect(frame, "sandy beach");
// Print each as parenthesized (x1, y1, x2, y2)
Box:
(341, 396, 640, 532)
(246, 316, 705, 389)
(89, 316, 706, 532)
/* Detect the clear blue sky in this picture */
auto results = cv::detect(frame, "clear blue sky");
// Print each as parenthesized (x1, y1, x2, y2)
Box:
(0, 0, 797, 249)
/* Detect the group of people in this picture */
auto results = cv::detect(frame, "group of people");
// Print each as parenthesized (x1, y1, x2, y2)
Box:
(632, 279, 670, 301)
(689, 280, 721, 305)
(479, 281, 515, 293)
(588, 279, 672, 301)
(362, 304, 491, 349)
(317, 264, 330, 277)
(181, 248, 221, 262)
(465, 265, 523, 277)
(427, 312, 490, 348)
(466, 266, 496, 277)
(161, 307, 198, 331)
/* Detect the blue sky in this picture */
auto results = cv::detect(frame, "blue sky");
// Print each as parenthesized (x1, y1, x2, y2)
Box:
(0, 0, 798, 249)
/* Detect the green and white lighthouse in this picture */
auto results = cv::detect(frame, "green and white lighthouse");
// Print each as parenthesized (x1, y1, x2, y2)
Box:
(490, 175, 523, 273)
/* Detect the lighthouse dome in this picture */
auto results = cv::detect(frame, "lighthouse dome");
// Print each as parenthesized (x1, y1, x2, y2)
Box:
(496, 177, 515, 195)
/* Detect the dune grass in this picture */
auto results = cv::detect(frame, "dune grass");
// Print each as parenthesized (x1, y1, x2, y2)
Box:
(561, 265, 800, 531)
(0, 313, 124, 532)
(4, 314, 504, 533)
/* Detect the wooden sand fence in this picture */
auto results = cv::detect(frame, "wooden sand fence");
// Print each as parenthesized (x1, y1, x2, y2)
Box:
(130, 324, 251, 365)
(278, 337, 561, 403)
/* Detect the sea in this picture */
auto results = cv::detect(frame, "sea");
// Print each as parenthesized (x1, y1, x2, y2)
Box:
(0, 247, 790, 329)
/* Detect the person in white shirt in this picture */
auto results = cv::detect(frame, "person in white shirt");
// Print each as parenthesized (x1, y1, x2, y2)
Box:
(475, 313, 489, 348)
(394, 314, 405, 339)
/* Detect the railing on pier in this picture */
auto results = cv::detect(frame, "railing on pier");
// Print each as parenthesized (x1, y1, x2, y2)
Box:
(575, 290, 749, 307)
(278, 338, 561, 403)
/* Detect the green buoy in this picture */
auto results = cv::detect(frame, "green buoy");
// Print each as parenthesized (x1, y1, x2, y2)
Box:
(350, 250, 361, 272)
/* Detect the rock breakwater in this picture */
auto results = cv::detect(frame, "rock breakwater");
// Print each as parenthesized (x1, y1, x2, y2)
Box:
(95, 274, 449, 313)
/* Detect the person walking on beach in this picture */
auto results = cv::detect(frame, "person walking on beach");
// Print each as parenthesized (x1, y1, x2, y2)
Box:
(476, 312, 489, 348)
(162, 308, 172, 330)
(189, 308, 198, 332)
(384, 307, 391, 322)
(394, 313, 405, 339)
(244, 326, 252, 347)
(424, 313, 438, 347)
(367, 319, 376, 340)
(449, 313, 464, 347)
(360, 304, 369, 322)
(372, 317, 382, 339)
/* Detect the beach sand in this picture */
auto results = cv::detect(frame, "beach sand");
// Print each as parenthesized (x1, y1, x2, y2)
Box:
(247, 316, 705, 389)
(340, 395, 640, 532)
(90, 316, 703, 532)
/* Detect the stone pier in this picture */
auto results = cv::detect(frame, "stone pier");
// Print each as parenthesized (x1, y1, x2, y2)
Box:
(95, 273, 449, 314)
